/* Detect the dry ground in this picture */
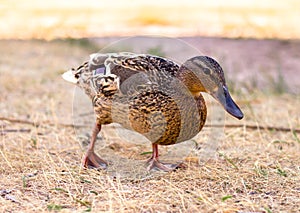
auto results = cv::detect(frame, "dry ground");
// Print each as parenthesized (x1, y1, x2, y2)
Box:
(0, 38, 300, 212)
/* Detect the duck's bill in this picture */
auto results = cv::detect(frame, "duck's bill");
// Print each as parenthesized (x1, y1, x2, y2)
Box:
(62, 70, 78, 84)
(224, 93, 244, 119)
(214, 86, 244, 120)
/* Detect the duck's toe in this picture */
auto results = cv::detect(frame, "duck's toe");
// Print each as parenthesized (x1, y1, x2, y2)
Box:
(146, 158, 186, 172)
(82, 151, 108, 169)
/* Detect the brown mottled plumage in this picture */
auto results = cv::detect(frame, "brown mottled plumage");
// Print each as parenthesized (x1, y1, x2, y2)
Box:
(62, 52, 243, 171)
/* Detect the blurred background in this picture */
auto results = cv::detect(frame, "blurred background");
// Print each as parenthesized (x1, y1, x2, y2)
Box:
(1, 0, 299, 94)
(1, 0, 299, 39)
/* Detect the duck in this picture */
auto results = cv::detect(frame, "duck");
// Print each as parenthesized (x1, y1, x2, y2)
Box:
(62, 52, 243, 171)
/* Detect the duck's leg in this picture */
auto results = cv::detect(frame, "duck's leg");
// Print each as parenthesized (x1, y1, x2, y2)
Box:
(82, 123, 108, 169)
(146, 144, 184, 172)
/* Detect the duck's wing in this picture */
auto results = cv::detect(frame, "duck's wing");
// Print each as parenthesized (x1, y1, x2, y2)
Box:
(89, 52, 180, 94)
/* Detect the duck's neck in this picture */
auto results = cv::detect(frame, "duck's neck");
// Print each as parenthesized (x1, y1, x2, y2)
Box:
(176, 66, 206, 96)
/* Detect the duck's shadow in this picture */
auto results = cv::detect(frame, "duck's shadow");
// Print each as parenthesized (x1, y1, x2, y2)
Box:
(77, 123, 196, 180)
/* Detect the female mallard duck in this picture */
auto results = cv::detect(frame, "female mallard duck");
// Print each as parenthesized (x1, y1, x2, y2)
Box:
(63, 52, 243, 171)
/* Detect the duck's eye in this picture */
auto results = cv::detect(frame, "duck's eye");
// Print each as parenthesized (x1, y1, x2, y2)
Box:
(203, 68, 211, 75)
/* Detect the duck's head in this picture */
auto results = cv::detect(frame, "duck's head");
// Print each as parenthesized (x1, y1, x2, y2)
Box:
(179, 56, 243, 120)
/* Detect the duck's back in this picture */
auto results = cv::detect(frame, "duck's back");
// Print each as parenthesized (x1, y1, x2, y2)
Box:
(89, 53, 179, 93)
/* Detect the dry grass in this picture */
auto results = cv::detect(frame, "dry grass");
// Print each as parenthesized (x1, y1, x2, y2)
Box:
(1, 39, 300, 212)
